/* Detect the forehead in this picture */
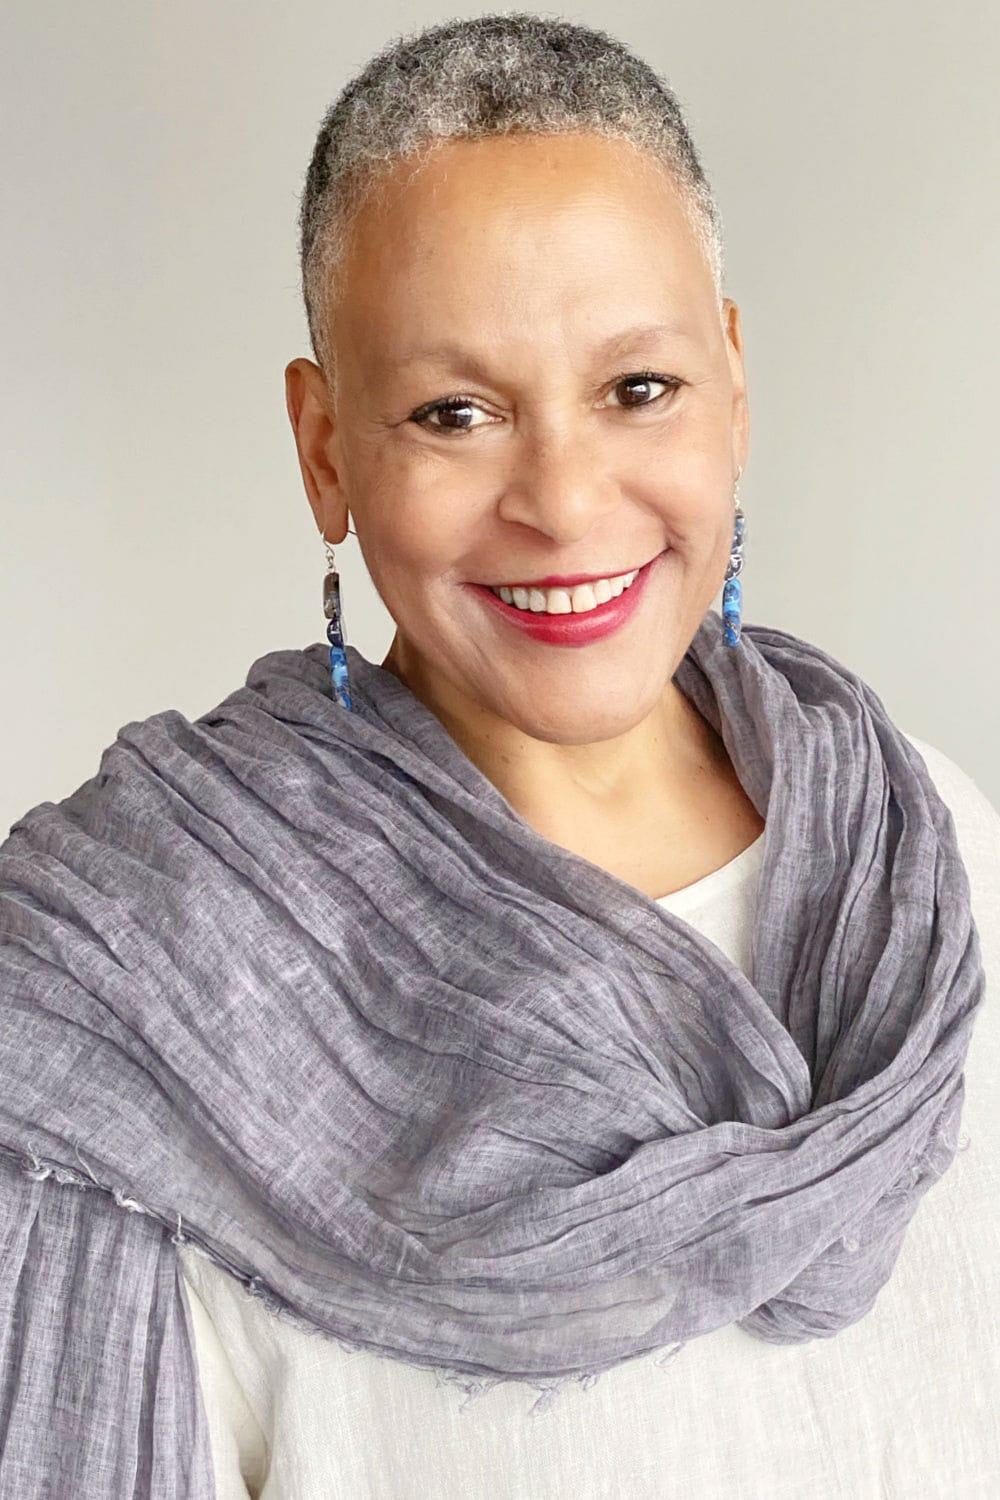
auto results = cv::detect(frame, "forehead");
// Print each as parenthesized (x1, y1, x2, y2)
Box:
(337, 135, 716, 369)
(353, 132, 704, 268)
(380, 321, 702, 380)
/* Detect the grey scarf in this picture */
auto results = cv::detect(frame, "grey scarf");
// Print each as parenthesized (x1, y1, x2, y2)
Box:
(0, 610, 985, 1495)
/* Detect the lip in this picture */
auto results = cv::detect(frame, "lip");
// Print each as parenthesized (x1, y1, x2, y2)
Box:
(467, 548, 669, 647)
(484, 558, 657, 590)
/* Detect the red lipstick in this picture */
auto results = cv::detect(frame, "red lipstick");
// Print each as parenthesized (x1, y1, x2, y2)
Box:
(490, 565, 643, 590)
(466, 548, 668, 648)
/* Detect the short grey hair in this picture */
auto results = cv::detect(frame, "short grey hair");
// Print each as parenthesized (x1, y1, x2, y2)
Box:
(297, 12, 725, 391)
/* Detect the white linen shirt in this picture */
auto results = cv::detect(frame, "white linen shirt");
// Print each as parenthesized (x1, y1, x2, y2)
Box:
(179, 731, 1000, 1499)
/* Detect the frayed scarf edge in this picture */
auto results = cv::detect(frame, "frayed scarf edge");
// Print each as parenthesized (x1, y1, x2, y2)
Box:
(0, 1140, 693, 1418)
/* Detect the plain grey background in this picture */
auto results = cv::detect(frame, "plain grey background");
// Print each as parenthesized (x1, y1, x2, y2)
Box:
(3, 1, 998, 832)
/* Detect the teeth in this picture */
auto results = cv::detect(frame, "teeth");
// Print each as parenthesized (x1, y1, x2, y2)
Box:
(489, 568, 640, 615)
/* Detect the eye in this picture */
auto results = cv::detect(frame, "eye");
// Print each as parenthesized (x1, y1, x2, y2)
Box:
(603, 370, 683, 409)
(408, 396, 493, 436)
(407, 368, 683, 438)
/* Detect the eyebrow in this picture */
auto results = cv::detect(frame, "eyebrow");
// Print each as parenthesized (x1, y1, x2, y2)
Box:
(385, 320, 693, 376)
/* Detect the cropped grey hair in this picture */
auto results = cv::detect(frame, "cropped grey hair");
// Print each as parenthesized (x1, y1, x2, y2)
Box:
(297, 13, 725, 391)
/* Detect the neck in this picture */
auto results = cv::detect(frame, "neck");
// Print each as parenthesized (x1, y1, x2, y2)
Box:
(379, 637, 724, 837)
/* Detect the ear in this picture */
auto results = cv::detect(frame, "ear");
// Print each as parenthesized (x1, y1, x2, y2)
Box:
(284, 357, 351, 542)
(720, 298, 750, 476)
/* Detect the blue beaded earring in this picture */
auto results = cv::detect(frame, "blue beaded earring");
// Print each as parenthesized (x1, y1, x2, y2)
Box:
(722, 465, 746, 647)
(323, 534, 353, 710)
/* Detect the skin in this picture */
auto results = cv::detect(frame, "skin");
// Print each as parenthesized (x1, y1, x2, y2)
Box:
(285, 131, 762, 899)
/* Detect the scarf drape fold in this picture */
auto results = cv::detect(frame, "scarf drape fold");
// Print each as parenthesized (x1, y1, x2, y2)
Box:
(0, 609, 985, 1494)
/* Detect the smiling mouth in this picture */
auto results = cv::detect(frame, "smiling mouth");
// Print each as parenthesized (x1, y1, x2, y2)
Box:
(478, 548, 667, 615)
(466, 547, 668, 645)
(483, 549, 663, 593)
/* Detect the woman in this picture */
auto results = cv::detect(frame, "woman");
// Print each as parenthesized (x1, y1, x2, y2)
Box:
(1, 13, 997, 1499)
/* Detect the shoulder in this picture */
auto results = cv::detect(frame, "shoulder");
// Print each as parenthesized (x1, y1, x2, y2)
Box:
(893, 734, 1000, 1239)
(898, 729, 1000, 1091)
(898, 728, 1000, 917)
(899, 728, 998, 821)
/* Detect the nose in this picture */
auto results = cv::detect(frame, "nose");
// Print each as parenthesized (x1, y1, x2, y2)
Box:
(495, 427, 621, 541)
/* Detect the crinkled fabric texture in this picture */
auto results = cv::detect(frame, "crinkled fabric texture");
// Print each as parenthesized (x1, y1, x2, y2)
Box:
(0, 610, 986, 1498)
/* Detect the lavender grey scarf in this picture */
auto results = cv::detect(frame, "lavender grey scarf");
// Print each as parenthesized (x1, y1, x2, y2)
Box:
(0, 610, 985, 1494)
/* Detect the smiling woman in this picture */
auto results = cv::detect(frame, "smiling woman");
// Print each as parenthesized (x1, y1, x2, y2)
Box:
(2, 11, 999, 1500)
(284, 45, 754, 882)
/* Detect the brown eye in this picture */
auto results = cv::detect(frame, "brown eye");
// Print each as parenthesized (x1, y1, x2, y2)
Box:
(409, 369, 682, 439)
(607, 371, 681, 409)
(410, 397, 491, 435)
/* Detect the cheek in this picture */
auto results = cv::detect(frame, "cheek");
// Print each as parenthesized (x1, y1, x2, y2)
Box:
(360, 508, 474, 604)
(652, 501, 731, 558)
(381, 471, 496, 573)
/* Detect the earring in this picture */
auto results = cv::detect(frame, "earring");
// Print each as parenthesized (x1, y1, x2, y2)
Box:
(722, 466, 746, 648)
(322, 535, 353, 710)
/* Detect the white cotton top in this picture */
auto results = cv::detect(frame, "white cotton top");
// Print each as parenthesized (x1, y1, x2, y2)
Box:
(178, 731, 1000, 1500)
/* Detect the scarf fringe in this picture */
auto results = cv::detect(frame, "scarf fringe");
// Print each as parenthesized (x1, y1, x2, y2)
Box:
(1, 1140, 701, 1418)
